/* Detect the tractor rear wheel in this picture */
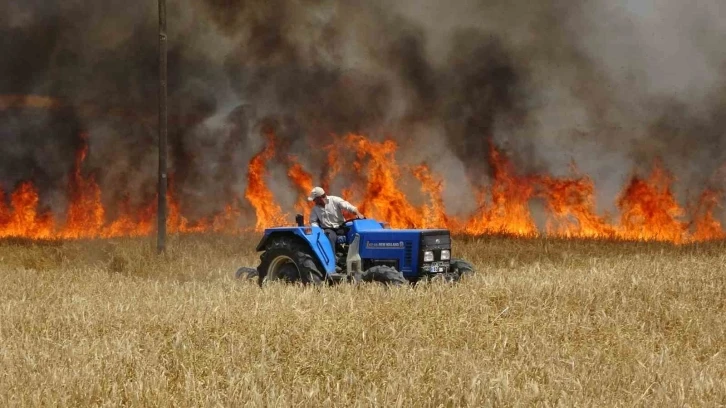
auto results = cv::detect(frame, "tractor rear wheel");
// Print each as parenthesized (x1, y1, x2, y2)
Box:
(360, 265, 407, 286)
(257, 237, 325, 286)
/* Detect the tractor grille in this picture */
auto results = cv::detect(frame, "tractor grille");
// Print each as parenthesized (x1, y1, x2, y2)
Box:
(404, 241, 412, 267)
(421, 231, 451, 250)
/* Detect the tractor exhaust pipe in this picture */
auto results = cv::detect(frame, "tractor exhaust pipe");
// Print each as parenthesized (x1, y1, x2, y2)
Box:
(346, 233, 363, 278)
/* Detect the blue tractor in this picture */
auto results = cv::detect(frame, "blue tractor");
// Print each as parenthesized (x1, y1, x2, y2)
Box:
(236, 214, 475, 286)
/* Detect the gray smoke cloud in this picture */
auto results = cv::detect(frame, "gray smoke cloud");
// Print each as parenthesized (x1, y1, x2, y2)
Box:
(0, 0, 724, 225)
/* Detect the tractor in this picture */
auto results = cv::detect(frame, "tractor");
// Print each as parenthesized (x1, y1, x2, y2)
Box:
(236, 214, 475, 286)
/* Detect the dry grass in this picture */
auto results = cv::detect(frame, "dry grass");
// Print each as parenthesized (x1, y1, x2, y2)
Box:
(0, 233, 724, 407)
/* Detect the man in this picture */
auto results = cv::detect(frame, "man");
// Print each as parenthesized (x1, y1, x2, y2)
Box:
(307, 186, 365, 253)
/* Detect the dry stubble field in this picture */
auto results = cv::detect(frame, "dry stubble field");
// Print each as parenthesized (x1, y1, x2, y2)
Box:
(0, 233, 724, 407)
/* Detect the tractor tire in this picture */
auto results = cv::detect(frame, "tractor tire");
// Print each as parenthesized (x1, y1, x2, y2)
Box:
(257, 236, 325, 287)
(360, 265, 407, 286)
(235, 266, 258, 280)
(450, 258, 475, 281)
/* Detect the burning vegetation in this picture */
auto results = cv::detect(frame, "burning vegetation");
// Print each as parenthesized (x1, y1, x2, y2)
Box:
(2, 1, 725, 245)
(0, 131, 723, 244)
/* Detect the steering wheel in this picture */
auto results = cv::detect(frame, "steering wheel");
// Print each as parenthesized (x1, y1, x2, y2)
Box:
(341, 216, 365, 229)
(344, 215, 365, 223)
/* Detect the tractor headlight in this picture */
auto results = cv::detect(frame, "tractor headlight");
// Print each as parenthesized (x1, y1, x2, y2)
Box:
(423, 250, 434, 262)
(440, 250, 450, 260)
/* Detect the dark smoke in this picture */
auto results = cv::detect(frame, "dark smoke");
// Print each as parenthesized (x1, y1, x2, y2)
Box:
(1, 0, 724, 223)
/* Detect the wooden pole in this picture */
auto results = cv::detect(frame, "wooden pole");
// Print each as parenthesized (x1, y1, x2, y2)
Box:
(157, 0, 168, 253)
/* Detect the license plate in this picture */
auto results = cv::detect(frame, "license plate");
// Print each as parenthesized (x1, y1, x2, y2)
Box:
(425, 263, 445, 273)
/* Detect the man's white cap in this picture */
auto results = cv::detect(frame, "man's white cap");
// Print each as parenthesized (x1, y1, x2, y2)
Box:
(307, 186, 325, 201)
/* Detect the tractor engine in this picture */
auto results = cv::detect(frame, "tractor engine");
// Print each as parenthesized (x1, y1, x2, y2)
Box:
(347, 221, 452, 280)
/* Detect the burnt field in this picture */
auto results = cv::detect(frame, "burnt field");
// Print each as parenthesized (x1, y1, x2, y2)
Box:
(0, 234, 724, 406)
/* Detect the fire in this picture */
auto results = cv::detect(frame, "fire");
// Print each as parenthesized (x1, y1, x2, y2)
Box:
(243, 130, 288, 231)
(0, 129, 724, 243)
(102, 196, 153, 238)
(616, 162, 688, 243)
(60, 133, 105, 239)
(0, 182, 55, 239)
(321, 145, 342, 192)
(465, 142, 538, 236)
(0, 189, 9, 228)
(539, 169, 616, 239)
(210, 199, 244, 233)
(412, 164, 452, 229)
(0, 133, 248, 239)
(690, 189, 726, 242)
(336, 134, 423, 228)
(287, 156, 314, 215)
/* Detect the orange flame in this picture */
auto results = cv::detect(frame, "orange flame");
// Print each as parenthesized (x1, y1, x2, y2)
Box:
(538, 166, 616, 239)
(335, 134, 423, 228)
(0, 188, 9, 228)
(690, 189, 726, 242)
(616, 162, 687, 243)
(102, 196, 150, 238)
(0, 134, 249, 239)
(321, 144, 342, 192)
(243, 130, 288, 231)
(60, 133, 105, 239)
(412, 164, 452, 229)
(287, 156, 314, 215)
(466, 142, 538, 236)
(0, 182, 55, 239)
(0, 130, 724, 243)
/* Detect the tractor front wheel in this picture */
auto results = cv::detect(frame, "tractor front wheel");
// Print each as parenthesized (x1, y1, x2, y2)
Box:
(450, 258, 475, 281)
(360, 265, 407, 286)
(257, 237, 325, 286)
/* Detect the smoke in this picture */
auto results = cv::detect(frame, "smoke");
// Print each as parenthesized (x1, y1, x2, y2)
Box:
(1, 0, 724, 222)
(567, 0, 726, 207)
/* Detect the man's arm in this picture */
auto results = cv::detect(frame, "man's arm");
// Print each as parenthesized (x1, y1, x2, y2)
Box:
(333, 196, 365, 218)
(309, 208, 320, 227)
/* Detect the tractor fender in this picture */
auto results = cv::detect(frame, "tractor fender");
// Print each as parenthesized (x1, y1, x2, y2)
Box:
(255, 233, 272, 252)
(255, 230, 302, 251)
(254, 228, 337, 274)
(255, 229, 303, 251)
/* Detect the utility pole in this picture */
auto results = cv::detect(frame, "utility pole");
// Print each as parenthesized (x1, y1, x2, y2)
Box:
(157, 0, 168, 253)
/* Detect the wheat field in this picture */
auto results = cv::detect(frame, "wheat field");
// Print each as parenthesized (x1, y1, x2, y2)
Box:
(0, 233, 724, 407)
